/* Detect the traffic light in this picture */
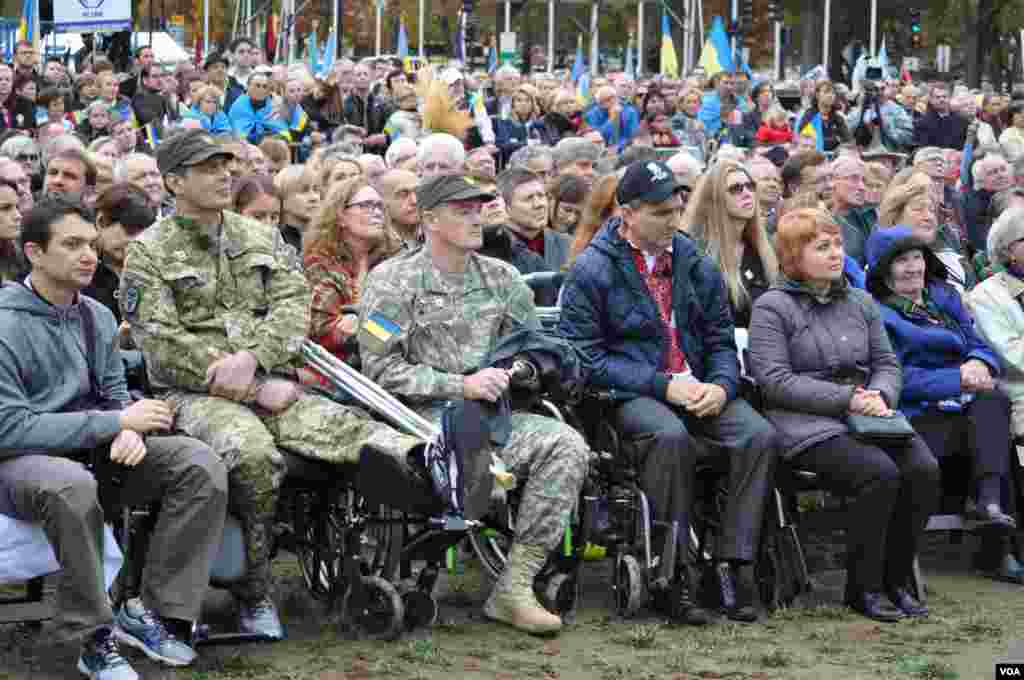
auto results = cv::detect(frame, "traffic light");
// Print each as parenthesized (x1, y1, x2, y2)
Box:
(767, 0, 784, 24)
(909, 8, 922, 48)
(739, 0, 754, 32)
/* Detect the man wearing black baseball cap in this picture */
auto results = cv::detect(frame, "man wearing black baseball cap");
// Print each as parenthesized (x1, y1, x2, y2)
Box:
(359, 174, 592, 635)
(560, 160, 779, 625)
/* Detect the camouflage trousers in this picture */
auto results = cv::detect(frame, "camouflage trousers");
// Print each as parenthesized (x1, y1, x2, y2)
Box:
(170, 388, 424, 602)
(432, 409, 590, 551)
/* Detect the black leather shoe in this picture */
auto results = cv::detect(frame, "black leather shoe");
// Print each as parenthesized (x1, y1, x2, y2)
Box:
(887, 588, 929, 618)
(845, 591, 904, 623)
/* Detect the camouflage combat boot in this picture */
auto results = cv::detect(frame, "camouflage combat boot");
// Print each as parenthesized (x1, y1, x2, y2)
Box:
(483, 543, 562, 635)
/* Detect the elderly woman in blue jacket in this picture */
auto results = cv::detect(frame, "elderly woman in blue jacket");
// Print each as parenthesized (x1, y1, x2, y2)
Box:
(866, 226, 1022, 584)
(183, 84, 231, 135)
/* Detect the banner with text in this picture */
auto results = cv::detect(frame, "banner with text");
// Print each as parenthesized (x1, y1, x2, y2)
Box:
(53, 0, 132, 33)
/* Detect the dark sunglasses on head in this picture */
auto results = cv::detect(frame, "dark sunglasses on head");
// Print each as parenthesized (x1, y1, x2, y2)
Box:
(16, 154, 38, 162)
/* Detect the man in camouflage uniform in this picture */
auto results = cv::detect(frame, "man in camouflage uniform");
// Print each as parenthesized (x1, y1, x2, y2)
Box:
(119, 130, 426, 639)
(358, 174, 591, 635)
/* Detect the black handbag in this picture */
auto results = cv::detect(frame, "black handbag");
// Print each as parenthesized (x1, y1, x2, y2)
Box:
(845, 411, 916, 443)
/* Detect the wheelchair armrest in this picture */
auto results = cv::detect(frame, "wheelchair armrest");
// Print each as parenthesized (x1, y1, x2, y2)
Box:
(522, 271, 566, 293)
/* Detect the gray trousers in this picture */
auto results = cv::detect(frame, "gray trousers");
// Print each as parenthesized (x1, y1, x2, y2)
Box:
(0, 436, 228, 639)
(613, 397, 778, 563)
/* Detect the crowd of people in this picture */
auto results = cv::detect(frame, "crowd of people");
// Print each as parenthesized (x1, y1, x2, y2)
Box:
(2, 31, 1024, 680)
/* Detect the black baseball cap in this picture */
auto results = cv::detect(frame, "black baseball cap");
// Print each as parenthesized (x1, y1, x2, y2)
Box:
(416, 175, 495, 211)
(616, 160, 681, 205)
(156, 129, 235, 175)
(203, 52, 230, 70)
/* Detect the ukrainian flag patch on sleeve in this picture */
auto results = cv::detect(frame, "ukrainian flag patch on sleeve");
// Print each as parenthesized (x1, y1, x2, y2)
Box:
(364, 311, 400, 343)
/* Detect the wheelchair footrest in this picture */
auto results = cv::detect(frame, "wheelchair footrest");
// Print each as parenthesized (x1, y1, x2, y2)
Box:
(191, 624, 278, 647)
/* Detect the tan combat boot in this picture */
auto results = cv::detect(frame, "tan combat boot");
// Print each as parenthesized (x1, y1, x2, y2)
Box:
(483, 543, 562, 635)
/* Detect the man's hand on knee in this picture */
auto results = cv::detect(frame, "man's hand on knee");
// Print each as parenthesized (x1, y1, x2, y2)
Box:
(110, 430, 147, 466)
(119, 399, 174, 433)
(254, 379, 301, 414)
(686, 383, 728, 418)
(206, 351, 259, 401)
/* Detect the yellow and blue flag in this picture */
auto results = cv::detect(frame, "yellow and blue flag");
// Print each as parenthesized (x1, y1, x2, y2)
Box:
(487, 43, 497, 75)
(660, 14, 678, 78)
(799, 113, 824, 152)
(17, 0, 34, 43)
(698, 15, 735, 77)
(571, 35, 589, 105)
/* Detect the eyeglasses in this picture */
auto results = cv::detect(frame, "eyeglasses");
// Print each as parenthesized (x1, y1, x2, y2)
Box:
(726, 181, 756, 196)
(346, 200, 385, 213)
(15, 154, 38, 162)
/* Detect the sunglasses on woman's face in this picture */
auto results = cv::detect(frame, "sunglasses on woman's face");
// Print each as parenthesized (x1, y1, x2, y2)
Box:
(726, 181, 756, 196)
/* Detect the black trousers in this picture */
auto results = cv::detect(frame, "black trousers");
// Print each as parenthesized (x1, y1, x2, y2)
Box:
(613, 396, 778, 564)
(794, 433, 940, 594)
(0, 437, 228, 640)
(910, 389, 1012, 491)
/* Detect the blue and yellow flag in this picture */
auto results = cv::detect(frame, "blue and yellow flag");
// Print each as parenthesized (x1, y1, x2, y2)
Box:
(799, 113, 824, 152)
(397, 16, 410, 72)
(319, 31, 336, 77)
(17, 0, 34, 43)
(698, 15, 735, 77)
(307, 32, 320, 75)
(143, 122, 161, 150)
(660, 14, 678, 78)
(571, 35, 589, 105)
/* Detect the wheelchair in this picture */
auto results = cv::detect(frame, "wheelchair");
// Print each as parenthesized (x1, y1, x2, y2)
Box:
(466, 277, 811, 621)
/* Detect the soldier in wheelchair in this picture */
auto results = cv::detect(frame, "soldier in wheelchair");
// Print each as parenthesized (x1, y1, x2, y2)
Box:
(357, 174, 591, 635)
(0, 197, 229, 679)
(559, 160, 780, 624)
(118, 131, 463, 643)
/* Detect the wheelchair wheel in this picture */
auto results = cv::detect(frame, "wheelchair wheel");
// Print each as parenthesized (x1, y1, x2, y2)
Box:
(539, 572, 576, 615)
(468, 493, 518, 580)
(345, 576, 405, 640)
(613, 554, 644, 617)
(293, 491, 344, 601)
(401, 590, 439, 630)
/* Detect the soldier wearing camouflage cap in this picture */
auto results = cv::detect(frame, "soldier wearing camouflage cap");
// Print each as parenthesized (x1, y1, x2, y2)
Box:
(358, 174, 591, 635)
(119, 130, 428, 639)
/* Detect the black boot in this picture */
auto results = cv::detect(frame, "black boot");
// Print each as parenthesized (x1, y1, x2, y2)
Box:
(844, 590, 904, 623)
(669, 565, 712, 626)
(719, 562, 758, 623)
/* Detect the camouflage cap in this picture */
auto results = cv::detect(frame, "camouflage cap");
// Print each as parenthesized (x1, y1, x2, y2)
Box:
(156, 129, 235, 175)
(416, 174, 495, 211)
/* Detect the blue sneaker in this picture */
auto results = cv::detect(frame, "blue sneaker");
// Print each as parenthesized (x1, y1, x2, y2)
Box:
(113, 598, 197, 667)
(77, 626, 138, 680)
(238, 597, 285, 640)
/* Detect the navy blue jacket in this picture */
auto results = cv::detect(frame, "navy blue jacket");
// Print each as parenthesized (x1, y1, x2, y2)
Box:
(559, 218, 740, 402)
(865, 226, 1001, 417)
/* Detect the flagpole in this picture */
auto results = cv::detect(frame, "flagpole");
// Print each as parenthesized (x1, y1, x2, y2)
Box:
(870, 0, 877, 58)
(589, 1, 599, 77)
(823, 0, 831, 71)
(333, 0, 339, 61)
(637, 1, 644, 78)
(203, 0, 209, 60)
(375, 0, 382, 56)
(547, 0, 555, 72)
(774, 20, 781, 80)
(418, 0, 425, 59)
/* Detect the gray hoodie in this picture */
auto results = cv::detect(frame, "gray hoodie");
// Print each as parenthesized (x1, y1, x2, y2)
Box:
(0, 281, 127, 458)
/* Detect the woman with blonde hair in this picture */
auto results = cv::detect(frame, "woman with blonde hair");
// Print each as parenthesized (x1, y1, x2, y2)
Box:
(185, 84, 230, 135)
(319, 154, 363, 198)
(303, 178, 398, 383)
(877, 170, 971, 290)
(670, 88, 707, 162)
(273, 164, 320, 252)
(569, 171, 623, 263)
(683, 159, 778, 327)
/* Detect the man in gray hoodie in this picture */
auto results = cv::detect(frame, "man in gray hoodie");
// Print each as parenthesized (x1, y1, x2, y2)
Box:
(0, 197, 228, 680)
